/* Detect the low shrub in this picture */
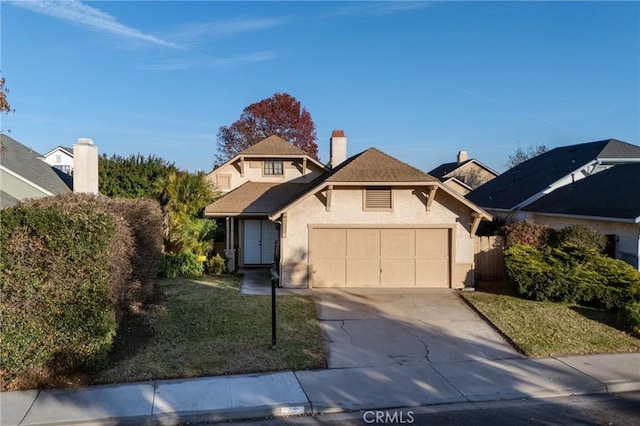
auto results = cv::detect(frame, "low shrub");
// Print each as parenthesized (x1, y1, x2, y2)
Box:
(616, 302, 640, 335)
(205, 253, 227, 275)
(501, 220, 554, 248)
(159, 252, 204, 278)
(505, 244, 640, 309)
(0, 198, 122, 389)
(555, 224, 608, 252)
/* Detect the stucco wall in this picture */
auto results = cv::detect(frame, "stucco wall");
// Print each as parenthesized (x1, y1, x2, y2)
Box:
(279, 186, 476, 288)
(207, 158, 324, 192)
(531, 214, 640, 270)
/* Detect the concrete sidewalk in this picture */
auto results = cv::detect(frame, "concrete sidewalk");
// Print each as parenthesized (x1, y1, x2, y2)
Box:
(2, 353, 638, 426)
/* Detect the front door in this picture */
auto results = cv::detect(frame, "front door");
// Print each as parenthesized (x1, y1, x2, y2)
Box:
(243, 220, 278, 265)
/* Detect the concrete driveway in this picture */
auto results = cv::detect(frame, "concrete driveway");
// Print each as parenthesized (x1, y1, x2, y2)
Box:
(313, 288, 524, 369)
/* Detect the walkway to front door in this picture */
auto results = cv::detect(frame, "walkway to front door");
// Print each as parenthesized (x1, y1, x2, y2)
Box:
(243, 219, 278, 265)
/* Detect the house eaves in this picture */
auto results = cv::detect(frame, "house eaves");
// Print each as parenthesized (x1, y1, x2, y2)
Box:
(269, 179, 491, 222)
(528, 211, 640, 224)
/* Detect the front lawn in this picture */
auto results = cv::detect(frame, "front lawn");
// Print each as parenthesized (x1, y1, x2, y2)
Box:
(95, 275, 326, 384)
(462, 291, 640, 357)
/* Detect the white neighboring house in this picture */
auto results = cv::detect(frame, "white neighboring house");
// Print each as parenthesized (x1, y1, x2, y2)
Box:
(0, 134, 99, 209)
(41, 146, 74, 174)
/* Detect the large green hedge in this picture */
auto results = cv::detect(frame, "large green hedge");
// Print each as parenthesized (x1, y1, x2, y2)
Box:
(0, 201, 119, 385)
(505, 244, 640, 309)
(0, 194, 163, 390)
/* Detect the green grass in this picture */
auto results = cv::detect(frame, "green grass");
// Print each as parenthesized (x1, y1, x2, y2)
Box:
(462, 291, 640, 357)
(95, 275, 326, 384)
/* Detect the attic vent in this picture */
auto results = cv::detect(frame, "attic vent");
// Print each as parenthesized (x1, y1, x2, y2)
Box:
(364, 187, 392, 210)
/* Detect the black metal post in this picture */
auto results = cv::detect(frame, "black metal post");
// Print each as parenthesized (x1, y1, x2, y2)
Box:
(271, 278, 277, 350)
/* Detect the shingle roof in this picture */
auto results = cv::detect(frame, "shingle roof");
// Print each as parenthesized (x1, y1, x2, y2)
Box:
(326, 148, 438, 183)
(239, 135, 311, 157)
(466, 139, 640, 210)
(1, 134, 72, 196)
(204, 182, 310, 216)
(428, 160, 471, 179)
(523, 163, 640, 221)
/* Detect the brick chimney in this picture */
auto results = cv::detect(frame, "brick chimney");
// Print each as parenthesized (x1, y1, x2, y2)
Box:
(73, 138, 99, 194)
(330, 130, 347, 168)
(457, 150, 468, 164)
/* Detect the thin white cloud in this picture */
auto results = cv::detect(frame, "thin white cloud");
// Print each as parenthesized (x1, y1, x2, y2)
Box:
(146, 51, 278, 71)
(323, 1, 434, 18)
(170, 18, 286, 47)
(10, 0, 179, 48)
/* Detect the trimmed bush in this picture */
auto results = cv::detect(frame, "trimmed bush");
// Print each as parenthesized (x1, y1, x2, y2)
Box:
(0, 193, 164, 390)
(0, 198, 123, 389)
(107, 198, 163, 303)
(616, 302, 640, 335)
(205, 253, 227, 275)
(555, 224, 608, 252)
(159, 252, 204, 278)
(505, 243, 640, 309)
(501, 220, 555, 248)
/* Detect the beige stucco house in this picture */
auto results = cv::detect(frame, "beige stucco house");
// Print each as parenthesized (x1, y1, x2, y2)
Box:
(205, 132, 491, 289)
(428, 151, 498, 195)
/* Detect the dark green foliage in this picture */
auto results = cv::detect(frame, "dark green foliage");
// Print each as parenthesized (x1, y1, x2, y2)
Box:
(159, 252, 204, 278)
(616, 302, 640, 335)
(555, 224, 608, 252)
(0, 194, 164, 390)
(505, 244, 640, 309)
(205, 254, 227, 275)
(99, 153, 177, 199)
(0, 199, 119, 387)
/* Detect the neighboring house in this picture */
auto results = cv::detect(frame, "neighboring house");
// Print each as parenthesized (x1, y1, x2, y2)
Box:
(467, 139, 640, 218)
(522, 163, 640, 271)
(0, 134, 100, 208)
(204, 131, 491, 289)
(0, 134, 72, 208)
(41, 145, 74, 174)
(428, 151, 498, 195)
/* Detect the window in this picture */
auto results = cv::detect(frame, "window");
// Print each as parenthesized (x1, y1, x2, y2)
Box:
(54, 165, 71, 174)
(263, 159, 284, 175)
(55, 154, 61, 163)
(364, 187, 392, 210)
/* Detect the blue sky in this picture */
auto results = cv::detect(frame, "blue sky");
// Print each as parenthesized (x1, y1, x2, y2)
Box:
(2, 1, 638, 173)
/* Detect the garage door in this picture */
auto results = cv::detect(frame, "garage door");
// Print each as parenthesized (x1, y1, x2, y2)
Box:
(309, 227, 451, 288)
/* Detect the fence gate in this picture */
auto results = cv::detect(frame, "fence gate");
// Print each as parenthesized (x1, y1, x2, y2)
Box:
(474, 236, 505, 281)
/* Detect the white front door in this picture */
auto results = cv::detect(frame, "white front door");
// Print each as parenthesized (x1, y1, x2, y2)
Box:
(243, 220, 278, 265)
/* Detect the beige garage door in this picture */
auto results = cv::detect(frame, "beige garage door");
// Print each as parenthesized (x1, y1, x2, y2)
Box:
(310, 227, 450, 288)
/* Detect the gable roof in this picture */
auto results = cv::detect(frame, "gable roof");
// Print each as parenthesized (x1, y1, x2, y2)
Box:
(204, 182, 309, 217)
(210, 135, 326, 175)
(326, 148, 438, 183)
(1, 134, 73, 198)
(43, 145, 74, 157)
(466, 139, 640, 211)
(428, 158, 498, 180)
(523, 163, 640, 222)
(239, 135, 312, 157)
(269, 147, 490, 220)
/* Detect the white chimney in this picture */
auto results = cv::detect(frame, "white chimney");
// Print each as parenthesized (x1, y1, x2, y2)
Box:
(330, 130, 347, 168)
(73, 138, 99, 194)
(457, 150, 468, 164)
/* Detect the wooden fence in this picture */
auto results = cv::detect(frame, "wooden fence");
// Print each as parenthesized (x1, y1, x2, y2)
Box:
(474, 236, 505, 281)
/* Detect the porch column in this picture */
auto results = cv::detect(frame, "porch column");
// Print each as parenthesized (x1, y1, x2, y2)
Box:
(224, 216, 236, 272)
